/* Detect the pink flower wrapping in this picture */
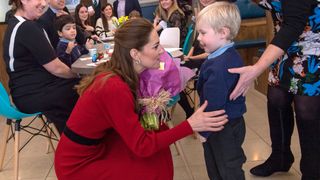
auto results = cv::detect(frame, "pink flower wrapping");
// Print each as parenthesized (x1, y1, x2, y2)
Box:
(138, 51, 195, 130)
(139, 51, 181, 99)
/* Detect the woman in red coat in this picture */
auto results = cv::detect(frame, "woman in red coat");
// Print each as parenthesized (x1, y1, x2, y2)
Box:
(54, 18, 228, 180)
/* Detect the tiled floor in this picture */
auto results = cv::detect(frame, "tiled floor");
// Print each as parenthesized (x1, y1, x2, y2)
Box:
(0, 89, 301, 180)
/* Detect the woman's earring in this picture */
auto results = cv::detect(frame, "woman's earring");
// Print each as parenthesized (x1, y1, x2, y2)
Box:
(134, 59, 141, 65)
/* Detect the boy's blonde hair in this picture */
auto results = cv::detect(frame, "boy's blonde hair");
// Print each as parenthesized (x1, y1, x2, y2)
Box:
(197, 2, 241, 40)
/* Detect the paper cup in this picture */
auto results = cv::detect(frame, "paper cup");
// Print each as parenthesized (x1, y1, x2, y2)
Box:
(89, 48, 97, 62)
(89, 48, 97, 57)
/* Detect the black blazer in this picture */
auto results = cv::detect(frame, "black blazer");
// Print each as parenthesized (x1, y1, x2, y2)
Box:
(113, 0, 142, 18)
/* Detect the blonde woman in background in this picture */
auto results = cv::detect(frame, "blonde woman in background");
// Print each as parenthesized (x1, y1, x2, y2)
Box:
(153, 0, 187, 46)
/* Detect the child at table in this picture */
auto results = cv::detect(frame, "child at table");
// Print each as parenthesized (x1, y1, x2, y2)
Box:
(55, 15, 93, 67)
(196, 2, 247, 180)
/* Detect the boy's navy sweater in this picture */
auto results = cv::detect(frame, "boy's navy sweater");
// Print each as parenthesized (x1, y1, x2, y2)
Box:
(56, 40, 89, 67)
(197, 47, 246, 138)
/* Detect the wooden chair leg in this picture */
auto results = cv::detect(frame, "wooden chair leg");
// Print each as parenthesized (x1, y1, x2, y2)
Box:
(0, 119, 11, 171)
(170, 104, 177, 117)
(45, 130, 51, 153)
(14, 120, 21, 180)
(192, 89, 199, 139)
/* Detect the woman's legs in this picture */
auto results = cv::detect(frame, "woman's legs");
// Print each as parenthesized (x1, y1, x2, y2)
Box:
(250, 86, 295, 176)
(14, 79, 79, 134)
(294, 95, 320, 180)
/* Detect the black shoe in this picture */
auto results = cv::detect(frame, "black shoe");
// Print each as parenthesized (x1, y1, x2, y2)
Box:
(250, 155, 294, 177)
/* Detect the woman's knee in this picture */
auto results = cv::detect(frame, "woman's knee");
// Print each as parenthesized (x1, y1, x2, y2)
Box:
(267, 86, 293, 108)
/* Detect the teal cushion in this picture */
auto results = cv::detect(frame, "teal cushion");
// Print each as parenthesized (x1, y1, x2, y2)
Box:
(235, 0, 265, 19)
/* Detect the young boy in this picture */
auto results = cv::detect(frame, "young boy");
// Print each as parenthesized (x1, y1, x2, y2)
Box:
(196, 2, 247, 180)
(55, 15, 93, 67)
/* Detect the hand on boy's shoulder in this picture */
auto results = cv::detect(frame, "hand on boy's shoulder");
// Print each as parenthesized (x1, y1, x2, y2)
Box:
(66, 42, 77, 54)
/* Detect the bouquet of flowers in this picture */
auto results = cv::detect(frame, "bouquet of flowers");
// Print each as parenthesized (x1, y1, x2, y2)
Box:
(138, 51, 195, 130)
(114, 16, 129, 28)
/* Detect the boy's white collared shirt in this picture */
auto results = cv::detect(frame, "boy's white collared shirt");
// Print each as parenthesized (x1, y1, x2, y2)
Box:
(207, 42, 234, 60)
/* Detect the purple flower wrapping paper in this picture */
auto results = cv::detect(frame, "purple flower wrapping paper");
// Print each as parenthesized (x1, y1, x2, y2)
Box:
(138, 51, 181, 98)
(138, 51, 195, 130)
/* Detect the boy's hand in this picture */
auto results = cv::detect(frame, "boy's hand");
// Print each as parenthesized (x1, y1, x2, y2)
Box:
(66, 42, 76, 54)
(85, 39, 94, 50)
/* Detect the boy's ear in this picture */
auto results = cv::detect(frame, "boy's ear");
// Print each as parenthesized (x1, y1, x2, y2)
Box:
(58, 30, 63, 37)
(219, 27, 231, 39)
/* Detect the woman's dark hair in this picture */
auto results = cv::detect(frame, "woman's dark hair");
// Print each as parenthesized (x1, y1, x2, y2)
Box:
(55, 15, 75, 32)
(76, 18, 154, 112)
(9, 0, 20, 11)
(74, 4, 90, 29)
(101, 3, 113, 32)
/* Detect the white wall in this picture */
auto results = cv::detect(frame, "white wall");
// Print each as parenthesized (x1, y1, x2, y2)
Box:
(0, 1, 11, 23)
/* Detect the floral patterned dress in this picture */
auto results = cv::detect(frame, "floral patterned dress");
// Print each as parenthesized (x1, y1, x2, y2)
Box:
(259, 0, 320, 96)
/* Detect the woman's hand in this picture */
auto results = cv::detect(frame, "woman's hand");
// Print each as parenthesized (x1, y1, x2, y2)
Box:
(228, 65, 260, 100)
(90, 34, 100, 41)
(88, 6, 95, 17)
(85, 38, 94, 50)
(85, 25, 95, 32)
(183, 55, 190, 61)
(153, 15, 161, 24)
(153, 15, 162, 30)
(228, 44, 285, 100)
(187, 101, 228, 132)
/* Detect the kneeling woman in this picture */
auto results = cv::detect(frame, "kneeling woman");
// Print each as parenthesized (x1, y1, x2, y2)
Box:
(54, 18, 228, 180)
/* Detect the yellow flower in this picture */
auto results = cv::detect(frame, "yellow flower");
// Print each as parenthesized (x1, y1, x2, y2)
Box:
(118, 16, 129, 26)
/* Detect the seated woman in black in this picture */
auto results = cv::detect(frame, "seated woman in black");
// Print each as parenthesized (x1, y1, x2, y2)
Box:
(3, 0, 80, 134)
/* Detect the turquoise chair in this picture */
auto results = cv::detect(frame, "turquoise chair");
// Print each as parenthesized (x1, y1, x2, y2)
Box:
(0, 83, 58, 180)
(182, 24, 195, 55)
